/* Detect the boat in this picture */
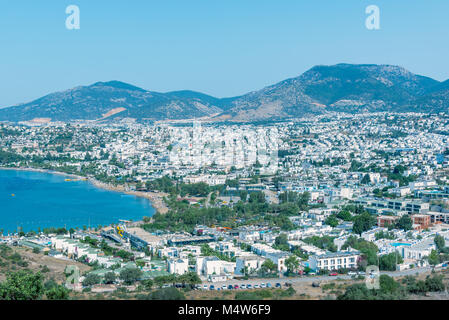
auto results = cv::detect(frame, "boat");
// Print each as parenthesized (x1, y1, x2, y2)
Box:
(65, 179, 72, 182)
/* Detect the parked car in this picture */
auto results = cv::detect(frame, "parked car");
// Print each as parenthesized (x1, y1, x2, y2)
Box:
(329, 272, 338, 276)
(358, 271, 366, 275)
(227, 285, 233, 290)
(266, 283, 272, 288)
(260, 283, 266, 288)
(308, 272, 316, 276)
(210, 285, 215, 290)
(234, 284, 239, 289)
(202, 284, 208, 290)
(221, 285, 227, 290)
(275, 283, 282, 288)
(254, 284, 260, 289)
(247, 284, 252, 289)
(348, 271, 357, 276)
(240, 284, 246, 289)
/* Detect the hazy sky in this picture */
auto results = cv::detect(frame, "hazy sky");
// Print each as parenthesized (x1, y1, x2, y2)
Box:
(1, 0, 448, 107)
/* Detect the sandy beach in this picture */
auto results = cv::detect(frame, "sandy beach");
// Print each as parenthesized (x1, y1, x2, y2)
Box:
(89, 179, 169, 214)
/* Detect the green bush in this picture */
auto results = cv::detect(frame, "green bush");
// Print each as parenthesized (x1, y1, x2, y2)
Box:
(148, 287, 185, 300)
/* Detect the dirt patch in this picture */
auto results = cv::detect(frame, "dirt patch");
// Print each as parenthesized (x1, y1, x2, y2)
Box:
(0, 246, 91, 283)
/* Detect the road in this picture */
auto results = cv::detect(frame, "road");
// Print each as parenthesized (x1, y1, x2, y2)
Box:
(203, 267, 433, 288)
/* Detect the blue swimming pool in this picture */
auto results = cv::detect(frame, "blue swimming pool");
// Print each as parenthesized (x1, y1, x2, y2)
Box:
(391, 242, 411, 247)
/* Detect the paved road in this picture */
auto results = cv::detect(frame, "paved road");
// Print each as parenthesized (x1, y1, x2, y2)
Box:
(202, 267, 433, 289)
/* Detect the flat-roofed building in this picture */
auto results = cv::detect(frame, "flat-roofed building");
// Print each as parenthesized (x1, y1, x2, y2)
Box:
(377, 215, 399, 228)
(308, 250, 360, 271)
(411, 214, 431, 230)
(168, 258, 189, 275)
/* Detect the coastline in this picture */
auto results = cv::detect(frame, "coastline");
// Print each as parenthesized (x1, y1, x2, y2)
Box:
(89, 179, 169, 215)
(0, 166, 169, 216)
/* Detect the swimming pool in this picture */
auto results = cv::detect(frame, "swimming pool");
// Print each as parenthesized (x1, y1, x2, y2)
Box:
(391, 242, 411, 247)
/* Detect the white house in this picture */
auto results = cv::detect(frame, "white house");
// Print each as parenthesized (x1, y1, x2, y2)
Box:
(235, 255, 266, 275)
(168, 258, 189, 275)
(195, 256, 236, 276)
(308, 250, 360, 271)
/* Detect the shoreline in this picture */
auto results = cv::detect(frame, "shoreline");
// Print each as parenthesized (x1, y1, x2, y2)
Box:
(0, 166, 169, 216)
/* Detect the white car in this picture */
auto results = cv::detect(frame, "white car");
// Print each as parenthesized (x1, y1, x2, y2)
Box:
(260, 283, 266, 288)
(240, 284, 246, 289)
(202, 284, 208, 290)
(358, 271, 366, 275)
(221, 285, 227, 290)
(348, 271, 357, 276)
(254, 284, 260, 289)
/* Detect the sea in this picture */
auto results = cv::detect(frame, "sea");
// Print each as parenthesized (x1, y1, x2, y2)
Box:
(0, 169, 155, 234)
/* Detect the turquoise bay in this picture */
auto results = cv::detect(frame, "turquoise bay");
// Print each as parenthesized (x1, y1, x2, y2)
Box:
(0, 169, 155, 234)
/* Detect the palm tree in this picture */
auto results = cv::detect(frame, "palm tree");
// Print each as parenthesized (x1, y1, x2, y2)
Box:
(285, 256, 300, 275)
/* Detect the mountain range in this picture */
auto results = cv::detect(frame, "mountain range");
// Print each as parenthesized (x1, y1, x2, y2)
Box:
(0, 64, 447, 122)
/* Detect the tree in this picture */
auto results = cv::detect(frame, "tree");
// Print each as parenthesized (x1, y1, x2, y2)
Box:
(285, 256, 300, 274)
(239, 190, 248, 202)
(425, 274, 445, 292)
(379, 252, 403, 271)
(275, 233, 288, 246)
(249, 192, 266, 204)
(0, 270, 44, 300)
(337, 210, 353, 221)
(395, 215, 413, 231)
(427, 250, 440, 266)
(379, 275, 401, 295)
(274, 234, 289, 251)
(104, 272, 116, 284)
(342, 236, 379, 268)
(434, 235, 446, 252)
(361, 174, 371, 185)
(261, 260, 278, 274)
(119, 268, 142, 285)
(82, 273, 101, 287)
(141, 279, 154, 290)
(325, 215, 339, 228)
(178, 272, 201, 288)
(45, 285, 70, 300)
(352, 212, 376, 235)
(297, 192, 310, 210)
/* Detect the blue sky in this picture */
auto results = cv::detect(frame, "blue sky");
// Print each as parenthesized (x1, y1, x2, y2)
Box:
(1, 0, 448, 107)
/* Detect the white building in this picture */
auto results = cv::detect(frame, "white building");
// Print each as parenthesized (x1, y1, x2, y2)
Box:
(195, 256, 236, 277)
(235, 255, 266, 275)
(168, 258, 189, 275)
(308, 250, 360, 271)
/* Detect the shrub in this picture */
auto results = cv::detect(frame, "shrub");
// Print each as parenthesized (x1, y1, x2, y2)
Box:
(148, 287, 185, 300)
